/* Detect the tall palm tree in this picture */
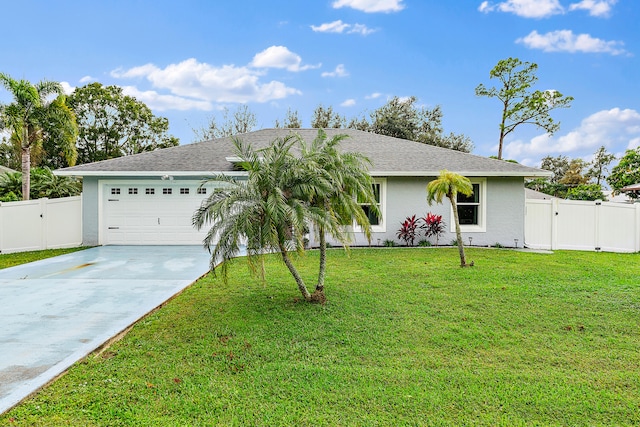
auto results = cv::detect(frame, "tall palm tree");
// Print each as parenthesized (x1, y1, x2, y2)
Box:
(0, 73, 77, 200)
(426, 170, 473, 267)
(193, 136, 325, 301)
(299, 130, 379, 298)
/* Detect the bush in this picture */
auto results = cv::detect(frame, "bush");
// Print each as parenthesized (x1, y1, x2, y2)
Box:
(383, 239, 396, 247)
(418, 239, 432, 247)
(420, 212, 445, 246)
(396, 215, 419, 246)
(566, 184, 606, 201)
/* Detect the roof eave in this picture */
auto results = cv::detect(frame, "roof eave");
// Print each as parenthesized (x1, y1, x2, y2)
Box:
(369, 170, 553, 178)
(54, 170, 248, 177)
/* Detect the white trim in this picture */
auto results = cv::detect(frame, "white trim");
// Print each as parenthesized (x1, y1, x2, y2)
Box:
(450, 178, 487, 233)
(55, 170, 249, 177)
(369, 170, 551, 178)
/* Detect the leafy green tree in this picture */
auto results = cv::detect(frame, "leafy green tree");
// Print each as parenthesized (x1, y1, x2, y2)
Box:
(311, 105, 346, 129)
(432, 132, 474, 153)
(274, 108, 302, 129)
(426, 170, 474, 267)
(194, 105, 257, 141)
(299, 130, 378, 298)
(193, 136, 322, 302)
(541, 155, 570, 183)
(566, 184, 606, 201)
(0, 168, 81, 200)
(607, 148, 640, 199)
(369, 96, 443, 142)
(30, 167, 81, 199)
(586, 146, 616, 185)
(0, 73, 78, 200)
(475, 57, 573, 159)
(68, 83, 178, 163)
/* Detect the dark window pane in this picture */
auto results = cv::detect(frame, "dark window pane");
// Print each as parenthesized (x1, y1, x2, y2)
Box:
(457, 205, 478, 225)
(457, 184, 479, 204)
(361, 205, 380, 226)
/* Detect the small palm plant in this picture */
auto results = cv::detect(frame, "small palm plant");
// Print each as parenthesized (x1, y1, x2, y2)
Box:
(426, 170, 474, 267)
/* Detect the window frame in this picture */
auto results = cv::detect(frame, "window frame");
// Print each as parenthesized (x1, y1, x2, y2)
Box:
(451, 178, 486, 233)
(355, 178, 386, 233)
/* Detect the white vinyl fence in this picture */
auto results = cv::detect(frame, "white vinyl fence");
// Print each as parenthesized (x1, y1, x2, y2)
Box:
(0, 196, 82, 254)
(525, 198, 640, 253)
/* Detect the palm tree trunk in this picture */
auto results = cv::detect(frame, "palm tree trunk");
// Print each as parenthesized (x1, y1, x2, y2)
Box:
(279, 243, 311, 301)
(21, 144, 30, 201)
(449, 196, 467, 267)
(316, 225, 327, 292)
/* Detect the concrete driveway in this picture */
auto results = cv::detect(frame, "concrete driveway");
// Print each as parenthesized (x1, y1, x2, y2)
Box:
(0, 245, 214, 414)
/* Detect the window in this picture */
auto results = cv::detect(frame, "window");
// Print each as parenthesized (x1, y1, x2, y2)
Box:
(356, 179, 386, 232)
(111, 188, 121, 195)
(180, 188, 189, 195)
(197, 188, 207, 195)
(145, 188, 155, 195)
(128, 188, 138, 195)
(452, 179, 486, 232)
(163, 188, 172, 195)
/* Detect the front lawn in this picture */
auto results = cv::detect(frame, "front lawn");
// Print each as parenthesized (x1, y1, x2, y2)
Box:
(2, 248, 639, 426)
(0, 247, 87, 269)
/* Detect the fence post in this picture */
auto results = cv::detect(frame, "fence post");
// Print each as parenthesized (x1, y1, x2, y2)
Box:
(594, 200, 601, 251)
(551, 198, 559, 250)
(40, 198, 48, 251)
(636, 204, 640, 253)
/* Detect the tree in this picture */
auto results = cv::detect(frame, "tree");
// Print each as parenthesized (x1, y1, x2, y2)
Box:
(369, 96, 443, 142)
(298, 129, 378, 298)
(311, 105, 346, 129)
(586, 146, 616, 185)
(68, 83, 178, 163)
(540, 155, 570, 183)
(193, 136, 325, 302)
(559, 158, 588, 186)
(274, 108, 302, 129)
(607, 148, 640, 199)
(0, 167, 81, 200)
(476, 57, 573, 159)
(426, 170, 474, 267)
(193, 105, 257, 141)
(431, 132, 474, 153)
(566, 184, 606, 201)
(0, 73, 78, 200)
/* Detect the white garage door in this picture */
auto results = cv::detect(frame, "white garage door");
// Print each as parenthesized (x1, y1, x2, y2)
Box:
(103, 182, 215, 245)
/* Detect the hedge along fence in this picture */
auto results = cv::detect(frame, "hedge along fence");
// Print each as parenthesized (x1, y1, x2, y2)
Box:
(525, 198, 640, 253)
(0, 196, 82, 254)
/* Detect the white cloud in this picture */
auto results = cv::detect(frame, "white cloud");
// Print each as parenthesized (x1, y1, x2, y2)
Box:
(503, 108, 640, 162)
(332, 0, 405, 13)
(478, 0, 564, 18)
(569, 0, 617, 17)
(120, 86, 213, 111)
(311, 20, 376, 35)
(79, 75, 95, 83)
(341, 99, 357, 107)
(60, 81, 75, 95)
(250, 46, 320, 72)
(322, 64, 349, 78)
(111, 57, 301, 106)
(516, 30, 627, 55)
(365, 92, 382, 99)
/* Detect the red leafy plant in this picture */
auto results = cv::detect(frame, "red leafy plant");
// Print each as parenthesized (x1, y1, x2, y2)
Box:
(421, 212, 446, 246)
(397, 215, 419, 246)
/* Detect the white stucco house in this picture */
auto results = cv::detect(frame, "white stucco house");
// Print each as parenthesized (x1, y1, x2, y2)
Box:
(56, 128, 551, 247)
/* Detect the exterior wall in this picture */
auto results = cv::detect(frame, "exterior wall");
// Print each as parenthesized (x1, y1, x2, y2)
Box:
(82, 177, 100, 246)
(316, 176, 525, 248)
(82, 175, 526, 248)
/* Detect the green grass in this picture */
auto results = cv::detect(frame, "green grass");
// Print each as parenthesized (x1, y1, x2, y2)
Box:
(2, 248, 639, 426)
(0, 247, 87, 269)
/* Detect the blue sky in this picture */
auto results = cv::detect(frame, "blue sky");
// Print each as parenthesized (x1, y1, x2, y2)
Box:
(1, 0, 638, 167)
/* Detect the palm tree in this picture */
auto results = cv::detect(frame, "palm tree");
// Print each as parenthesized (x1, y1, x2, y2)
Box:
(426, 170, 474, 267)
(299, 130, 378, 298)
(0, 73, 77, 200)
(193, 136, 321, 301)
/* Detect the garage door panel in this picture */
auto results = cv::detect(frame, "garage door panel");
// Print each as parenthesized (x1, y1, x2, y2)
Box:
(104, 182, 215, 245)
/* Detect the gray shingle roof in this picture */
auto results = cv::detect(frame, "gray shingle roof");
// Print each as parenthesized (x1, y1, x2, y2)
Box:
(56, 128, 550, 177)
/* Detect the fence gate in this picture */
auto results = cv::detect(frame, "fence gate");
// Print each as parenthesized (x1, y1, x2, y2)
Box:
(525, 199, 640, 253)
